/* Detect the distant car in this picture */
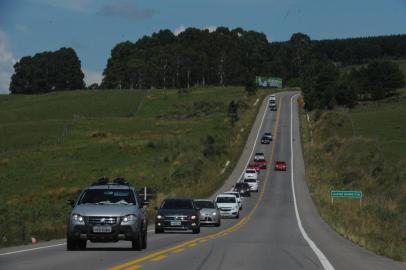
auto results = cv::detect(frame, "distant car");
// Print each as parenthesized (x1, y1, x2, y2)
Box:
(261, 136, 271, 144)
(254, 158, 267, 170)
(216, 194, 240, 218)
(269, 95, 276, 102)
(224, 191, 242, 210)
(194, 200, 221, 227)
(254, 152, 265, 160)
(243, 178, 259, 192)
(233, 182, 251, 197)
(269, 104, 277, 111)
(247, 163, 260, 174)
(263, 132, 273, 141)
(254, 154, 267, 170)
(275, 161, 287, 171)
(155, 198, 201, 234)
(244, 169, 258, 180)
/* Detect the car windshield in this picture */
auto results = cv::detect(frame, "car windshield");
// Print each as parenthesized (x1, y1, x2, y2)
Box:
(244, 179, 257, 183)
(216, 197, 236, 203)
(161, 199, 194, 209)
(235, 183, 247, 188)
(246, 170, 256, 173)
(226, 192, 240, 198)
(79, 189, 135, 205)
(195, 201, 215, 209)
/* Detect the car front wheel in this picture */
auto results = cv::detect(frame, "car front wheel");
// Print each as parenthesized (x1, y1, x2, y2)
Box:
(132, 233, 142, 251)
(142, 231, 147, 249)
(192, 227, 201, 234)
(66, 237, 77, 251)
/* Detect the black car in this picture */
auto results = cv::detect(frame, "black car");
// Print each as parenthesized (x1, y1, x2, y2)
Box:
(261, 136, 271, 144)
(155, 198, 201, 234)
(233, 182, 251, 197)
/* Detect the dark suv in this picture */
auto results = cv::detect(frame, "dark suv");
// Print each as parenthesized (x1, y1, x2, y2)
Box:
(66, 177, 149, 250)
(233, 182, 251, 197)
(155, 198, 201, 234)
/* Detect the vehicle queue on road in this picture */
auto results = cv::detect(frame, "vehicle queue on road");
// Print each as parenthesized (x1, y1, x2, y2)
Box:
(152, 95, 286, 234)
(66, 95, 286, 250)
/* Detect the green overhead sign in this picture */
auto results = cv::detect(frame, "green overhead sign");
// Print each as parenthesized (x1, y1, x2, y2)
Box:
(256, 76, 283, 88)
(331, 190, 363, 199)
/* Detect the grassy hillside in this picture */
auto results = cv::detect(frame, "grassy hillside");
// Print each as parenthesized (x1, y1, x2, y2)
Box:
(0, 87, 273, 247)
(300, 92, 406, 261)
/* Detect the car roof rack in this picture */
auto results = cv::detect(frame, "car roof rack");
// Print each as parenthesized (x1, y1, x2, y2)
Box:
(91, 176, 130, 186)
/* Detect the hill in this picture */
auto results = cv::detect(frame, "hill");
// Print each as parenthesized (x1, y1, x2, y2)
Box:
(300, 88, 406, 261)
(0, 87, 272, 247)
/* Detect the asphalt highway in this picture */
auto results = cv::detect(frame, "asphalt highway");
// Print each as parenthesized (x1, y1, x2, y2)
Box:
(1, 92, 404, 270)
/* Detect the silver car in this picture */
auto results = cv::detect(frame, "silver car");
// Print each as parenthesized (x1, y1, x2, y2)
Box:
(194, 199, 221, 227)
(66, 177, 149, 250)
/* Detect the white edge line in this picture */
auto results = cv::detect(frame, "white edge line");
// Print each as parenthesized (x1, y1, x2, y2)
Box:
(0, 95, 272, 257)
(237, 94, 272, 181)
(290, 94, 335, 270)
(0, 243, 66, 256)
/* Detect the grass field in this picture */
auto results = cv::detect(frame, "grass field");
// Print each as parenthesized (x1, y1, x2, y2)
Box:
(300, 90, 406, 261)
(0, 87, 273, 247)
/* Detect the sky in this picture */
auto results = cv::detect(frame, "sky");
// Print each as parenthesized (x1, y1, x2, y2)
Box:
(0, 0, 405, 94)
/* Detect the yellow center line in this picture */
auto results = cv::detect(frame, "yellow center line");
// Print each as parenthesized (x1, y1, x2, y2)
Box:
(125, 265, 142, 270)
(187, 243, 198, 247)
(172, 248, 185, 253)
(149, 255, 167, 262)
(109, 95, 284, 270)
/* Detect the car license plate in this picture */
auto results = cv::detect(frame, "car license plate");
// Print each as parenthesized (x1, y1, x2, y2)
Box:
(170, 221, 181, 226)
(93, 226, 112, 233)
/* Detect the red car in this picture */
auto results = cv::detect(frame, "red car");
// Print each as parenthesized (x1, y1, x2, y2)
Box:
(275, 161, 287, 171)
(247, 163, 261, 174)
(254, 158, 267, 170)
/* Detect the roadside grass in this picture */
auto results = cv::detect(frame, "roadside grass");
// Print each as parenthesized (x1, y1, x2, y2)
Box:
(299, 94, 406, 261)
(0, 87, 273, 247)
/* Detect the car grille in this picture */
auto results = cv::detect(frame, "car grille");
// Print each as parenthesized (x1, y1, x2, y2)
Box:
(165, 215, 189, 221)
(220, 208, 232, 211)
(88, 216, 117, 225)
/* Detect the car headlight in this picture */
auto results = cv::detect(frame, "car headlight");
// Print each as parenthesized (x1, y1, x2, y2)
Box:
(212, 212, 217, 216)
(156, 215, 164, 219)
(121, 214, 137, 224)
(190, 215, 197, 220)
(72, 213, 85, 225)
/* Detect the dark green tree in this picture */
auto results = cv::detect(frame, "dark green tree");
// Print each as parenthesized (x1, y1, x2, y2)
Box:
(10, 47, 84, 94)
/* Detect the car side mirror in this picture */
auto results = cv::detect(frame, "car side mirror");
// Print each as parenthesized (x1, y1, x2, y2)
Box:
(66, 199, 75, 207)
(195, 207, 201, 211)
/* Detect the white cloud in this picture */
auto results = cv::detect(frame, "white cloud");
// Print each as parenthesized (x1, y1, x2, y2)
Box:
(0, 29, 17, 94)
(83, 69, 103, 87)
(204, 26, 217, 33)
(173, 25, 186, 36)
(173, 25, 217, 36)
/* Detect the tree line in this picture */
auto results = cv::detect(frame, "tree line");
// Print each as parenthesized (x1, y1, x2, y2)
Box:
(8, 27, 406, 97)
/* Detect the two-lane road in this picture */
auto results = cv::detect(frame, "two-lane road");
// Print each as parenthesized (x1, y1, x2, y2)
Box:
(1, 92, 404, 270)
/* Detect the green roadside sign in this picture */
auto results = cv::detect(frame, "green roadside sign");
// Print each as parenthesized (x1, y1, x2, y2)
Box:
(255, 76, 283, 88)
(331, 190, 363, 198)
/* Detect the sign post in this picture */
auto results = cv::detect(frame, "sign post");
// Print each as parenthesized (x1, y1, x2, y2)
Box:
(330, 190, 363, 207)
